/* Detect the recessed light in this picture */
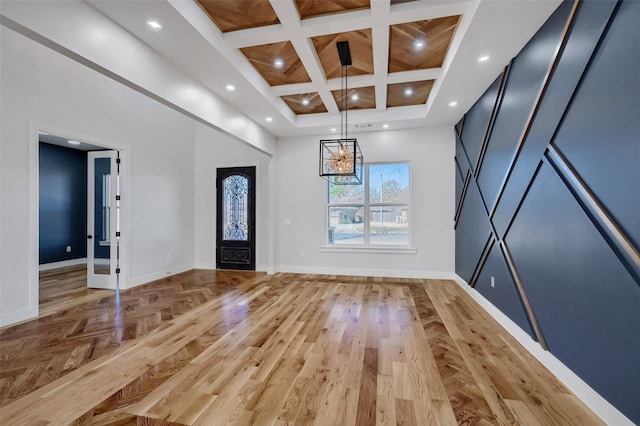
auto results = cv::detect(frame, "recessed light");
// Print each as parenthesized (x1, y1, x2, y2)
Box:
(274, 58, 284, 68)
(351, 93, 359, 101)
(382, 124, 389, 129)
(225, 84, 236, 92)
(478, 55, 490, 63)
(404, 88, 413, 96)
(68, 140, 81, 146)
(302, 98, 310, 106)
(449, 101, 458, 108)
(147, 20, 162, 30)
(331, 128, 337, 132)
(265, 117, 273, 123)
(414, 40, 425, 50)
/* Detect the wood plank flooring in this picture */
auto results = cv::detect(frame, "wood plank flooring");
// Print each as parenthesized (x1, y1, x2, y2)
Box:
(0, 267, 603, 425)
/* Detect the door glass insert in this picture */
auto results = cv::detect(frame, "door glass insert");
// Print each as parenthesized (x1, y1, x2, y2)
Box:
(94, 157, 111, 275)
(222, 175, 249, 241)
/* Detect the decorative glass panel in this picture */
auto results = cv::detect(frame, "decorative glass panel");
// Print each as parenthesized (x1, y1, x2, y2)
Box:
(222, 175, 249, 241)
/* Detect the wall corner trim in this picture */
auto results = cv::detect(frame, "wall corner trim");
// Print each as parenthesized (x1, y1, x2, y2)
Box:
(452, 274, 635, 426)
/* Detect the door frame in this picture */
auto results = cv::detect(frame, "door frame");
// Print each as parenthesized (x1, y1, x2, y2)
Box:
(29, 122, 129, 314)
(216, 166, 257, 270)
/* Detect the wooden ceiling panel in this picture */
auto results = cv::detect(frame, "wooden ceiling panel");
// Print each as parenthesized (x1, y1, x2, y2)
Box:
(312, 29, 374, 79)
(331, 86, 376, 111)
(281, 93, 328, 115)
(240, 41, 311, 86)
(390, 0, 421, 4)
(388, 15, 460, 73)
(294, 0, 370, 20)
(387, 80, 434, 107)
(195, 0, 279, 33)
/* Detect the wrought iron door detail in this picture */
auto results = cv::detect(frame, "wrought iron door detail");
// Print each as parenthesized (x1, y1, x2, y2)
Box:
(222, 175, 249, 241)
(221, 247, 251, 264)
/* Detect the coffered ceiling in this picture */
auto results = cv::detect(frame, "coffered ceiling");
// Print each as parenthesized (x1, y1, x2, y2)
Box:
(88, 0, 562, 137)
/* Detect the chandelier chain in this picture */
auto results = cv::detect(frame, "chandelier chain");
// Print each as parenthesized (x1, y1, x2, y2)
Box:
(341, 64, 348, 140)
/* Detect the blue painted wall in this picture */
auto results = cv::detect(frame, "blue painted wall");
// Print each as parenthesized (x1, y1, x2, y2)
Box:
(39, 143, 87, 264)
(455, 0, 640, 422)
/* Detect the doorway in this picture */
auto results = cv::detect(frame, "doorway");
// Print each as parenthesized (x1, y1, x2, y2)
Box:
(35, 128, 127, 314)
(216, 166, 256, 270)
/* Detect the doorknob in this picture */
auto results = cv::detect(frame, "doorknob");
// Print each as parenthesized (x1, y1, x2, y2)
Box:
(87, 235, 93, 239)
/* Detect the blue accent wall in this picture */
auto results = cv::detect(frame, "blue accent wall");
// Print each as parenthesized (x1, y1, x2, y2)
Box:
(39, 143, 87, 264)
(455, 0, 640, 422)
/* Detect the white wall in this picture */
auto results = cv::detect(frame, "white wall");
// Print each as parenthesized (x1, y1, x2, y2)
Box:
(0, 26, 197, 325)
(275, 127, 456, 277)
(0, 0, 276, 155)
(194, 124, 273, 272)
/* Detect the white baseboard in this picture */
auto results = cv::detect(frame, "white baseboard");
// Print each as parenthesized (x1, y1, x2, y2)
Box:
(39, 258, 87, 271)
(452, 275, 634, 426)
(275, 265, 456, 280)
(126, 264, 193, 289)
(0, 306, 38, 328)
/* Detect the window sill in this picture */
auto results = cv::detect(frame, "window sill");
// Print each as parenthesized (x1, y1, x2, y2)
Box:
(320, 245, 417, 255)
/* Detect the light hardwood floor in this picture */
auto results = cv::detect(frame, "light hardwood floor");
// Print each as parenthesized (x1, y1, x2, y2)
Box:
(0, 266, 602, 425)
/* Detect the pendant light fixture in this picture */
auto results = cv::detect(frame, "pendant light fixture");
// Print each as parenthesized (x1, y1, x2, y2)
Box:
(319, 41, 363, 185)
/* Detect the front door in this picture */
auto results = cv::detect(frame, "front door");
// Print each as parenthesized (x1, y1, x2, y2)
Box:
(87, 151, 119, 289)
(216, 166, 256, 270)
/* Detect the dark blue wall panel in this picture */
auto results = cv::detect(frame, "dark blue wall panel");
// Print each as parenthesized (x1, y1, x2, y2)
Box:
(553, 0, 640, 249)
(454, 180, 492, 283)
(455, 1, 640, 422)
(491, 0, 619, 239)
(455, 131, 471, 180)
(458, 77, 501, 172)
(477, 1, 571, 213)
(506, 161, 640, 421)
(474, 242, 535, 339)
(454, 161, 464, 217)
(39, 143, 87, 264)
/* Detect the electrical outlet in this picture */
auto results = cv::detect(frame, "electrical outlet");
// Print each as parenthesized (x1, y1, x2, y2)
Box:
(299, 250, 305, 258)
(66, 245, 72, 253)
(491, 276, 495, 288)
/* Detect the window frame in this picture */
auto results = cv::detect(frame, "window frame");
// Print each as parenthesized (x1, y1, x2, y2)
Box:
(325, 161, 412, 248)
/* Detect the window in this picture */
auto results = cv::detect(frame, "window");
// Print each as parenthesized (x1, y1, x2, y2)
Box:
(327, 162, 410, 246)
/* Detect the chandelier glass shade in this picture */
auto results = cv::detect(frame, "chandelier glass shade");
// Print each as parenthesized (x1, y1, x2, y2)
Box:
(319, 41, 363, 185)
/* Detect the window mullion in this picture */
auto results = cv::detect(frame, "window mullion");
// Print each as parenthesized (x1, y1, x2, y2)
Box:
(364, 164, 370, 245)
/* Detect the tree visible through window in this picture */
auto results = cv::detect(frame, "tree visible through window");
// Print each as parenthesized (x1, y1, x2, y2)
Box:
(327, 162, 410, 245)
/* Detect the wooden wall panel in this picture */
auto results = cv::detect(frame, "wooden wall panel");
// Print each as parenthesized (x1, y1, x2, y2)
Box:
(455, 1, 640, 422)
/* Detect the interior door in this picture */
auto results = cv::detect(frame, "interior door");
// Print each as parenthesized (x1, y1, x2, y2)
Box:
(216, 166, 256, 270)
(87, 151, 119, 289)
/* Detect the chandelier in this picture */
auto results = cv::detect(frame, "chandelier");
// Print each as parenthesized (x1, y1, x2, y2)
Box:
(319, 41, 363, 185)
